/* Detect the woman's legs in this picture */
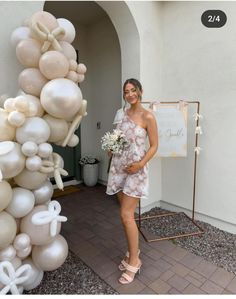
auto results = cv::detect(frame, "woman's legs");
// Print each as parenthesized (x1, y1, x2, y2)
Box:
(119, 192, 141, 279)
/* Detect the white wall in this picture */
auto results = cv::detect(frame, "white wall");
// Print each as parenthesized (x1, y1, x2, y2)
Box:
(0, 1, 43, 97)
(160, 1, 236, 233)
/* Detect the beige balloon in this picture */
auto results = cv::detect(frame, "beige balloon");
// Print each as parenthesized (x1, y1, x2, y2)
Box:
(16, 39, 42, 68)
(20, 205, 61, 246)
(0, 141, 25, 179)
(22, 95, 44, 117)
(22, 258, 44, 291)
(58, 41, 76, 60)
(30, 11, 58, 32)
(0, 211, 17, 250)
(32, 234, 68, 271)
(0, 109, 16, 141)
(14, 168, 48, 190)
(18, 68, 48, 97)
(39, 51, 69, 80)
(0, 180, 13, 212)
(33, 180, 53, 205)
(43, 114, 68, 142)
(10, 26, 32, 48)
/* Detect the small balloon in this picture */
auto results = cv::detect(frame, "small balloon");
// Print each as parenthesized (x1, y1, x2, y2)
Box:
(8, 111, 26, 127)
(33, 180, 54, 205)
(26, 155, 42, 171)
(67, 134, 79, 147)
(21, 141, 38, 157)
(13, 233, 31, 251)
(58, 41, 77, 60)
(16, 245, 32, 259)
(16, 39, 42, 68)
(37, 143, 53, 158)
(57, 18, 76, 43)
(0, 109, 16, 141)
(10, 26, 31, 47)
(0, 211, 17, 250)
(0, 245, 16, 261)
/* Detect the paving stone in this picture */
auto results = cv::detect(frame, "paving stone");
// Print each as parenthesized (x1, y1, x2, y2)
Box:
(167, 274, 190, 291)
(185, 274, 204, 288)
(189, 270, 207, 283)
(148, 278, 171, 294)
(116, 278, 146, 294)
(180, 251, 203, 269)
(183, 284, 206, 294)
(139, 287, 157, 294)
(161, 255, 177, 266)
(145, 249, 163, 261)
(153, 258, 172, 272)
(170, 263, 191, 277)
(159, 270, 175, 281)
(168, 246, 189, 261)
(149, 240, 176, 254)
(140, 265, 162, 282)
(209, 267, 235, 288)
(168, 287, 182, 294)
(194, 259, 218, 278)
(226, 276, 236, 294)
(200, 280, 224, 294)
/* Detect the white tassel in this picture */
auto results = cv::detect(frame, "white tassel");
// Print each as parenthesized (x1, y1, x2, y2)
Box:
(195, 126, 203, 135)
(193, 113, 203, 121)
(194, 146, 202, 155)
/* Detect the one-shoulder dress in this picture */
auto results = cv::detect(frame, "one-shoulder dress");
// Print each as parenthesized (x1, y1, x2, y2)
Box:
(106, 109, 148, 199)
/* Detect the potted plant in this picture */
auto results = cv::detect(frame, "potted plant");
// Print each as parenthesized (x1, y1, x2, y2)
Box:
(79, 155, 100, 187)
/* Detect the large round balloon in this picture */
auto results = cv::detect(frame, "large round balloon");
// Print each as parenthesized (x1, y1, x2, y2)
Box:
(22, 258, 44, 291)
(0, 245, 16, 261)
(6, 187, 35, 218)
(10, 26, 31, 48)
(43, 114, 68, 142)
(20, 205, 61, 245)
(39, 51, 69, 80)
(58, 41, 77, 60)
(20, 95, 44, 117)
(0, 211, 17, 250)
(0, 180, 13, 212)
(40, 78, 82, 119)
(32, 234, 68, 271)
(0, 108, 16, 141)
(0, 141, 25, 179)
(30, 11, 58, 32)
(18, 68, 48, 97)
(16, 39, 42, 68)
(16, 117, 50, 144)
(57, 18, 75, 43)
(33, 180, 54, 205)
(14, 168, 47, 190)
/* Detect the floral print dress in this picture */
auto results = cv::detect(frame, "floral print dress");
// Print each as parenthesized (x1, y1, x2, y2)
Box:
(106, 109, 148, 199)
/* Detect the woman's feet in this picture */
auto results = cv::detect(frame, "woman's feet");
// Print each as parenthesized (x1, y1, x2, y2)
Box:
(118, 249, 140, 271)
(118, 259, 142, 284)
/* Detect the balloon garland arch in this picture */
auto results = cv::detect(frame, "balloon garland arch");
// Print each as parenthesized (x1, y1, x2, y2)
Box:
(0, 11, 87, 294)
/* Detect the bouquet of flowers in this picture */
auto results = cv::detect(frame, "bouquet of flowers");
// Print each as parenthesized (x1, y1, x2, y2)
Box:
(101, 129, 129, 154)
(79, 155, 99, 166)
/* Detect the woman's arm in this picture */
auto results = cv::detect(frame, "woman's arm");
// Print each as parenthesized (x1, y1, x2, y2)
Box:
(125, 112, 158, 174)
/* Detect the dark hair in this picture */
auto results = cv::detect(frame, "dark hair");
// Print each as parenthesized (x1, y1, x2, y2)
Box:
(123, 78, 143, 101)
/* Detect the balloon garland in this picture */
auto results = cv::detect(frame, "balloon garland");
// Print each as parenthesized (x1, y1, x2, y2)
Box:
(0, 11, 87, 293)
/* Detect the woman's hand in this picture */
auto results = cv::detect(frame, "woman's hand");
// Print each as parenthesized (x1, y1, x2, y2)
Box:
(124, 162, 144, 174)
(106, 150, 112, 158)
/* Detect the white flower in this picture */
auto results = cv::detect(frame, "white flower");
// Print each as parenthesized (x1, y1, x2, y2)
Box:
(101, 129, 129, 154)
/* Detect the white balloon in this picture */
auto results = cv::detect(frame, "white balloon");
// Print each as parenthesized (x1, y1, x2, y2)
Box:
(77, 63, 87, 74)
(0, 141, 25, 179)
(58, 41, 77, 60)
(22, 258, 44, 291)
(77, 74, 85, 83)
(0, 211, 17, 250)
(20, 95, 44, 117)
(16, 117, 50, 144)
(26, 155, 42, 171)
(3, 98, 16, 112)
(67, 134, 79, 147)
(0, 245, 16, 261)
(37, 143, 53, 158)
(33, 180, 54, 205)
(14, 168, 47, 190)
(8, 111, 26, 127)
(21, 141, 38, 157)
(10, 26, 31, 47)
(13, 233, 31, 251)
(57, 18, 76, 43)
(16, 245, 32, 259)
(0, 180, 13, 212)
(40, 78, 82, 119)
(43, 114, 68, 143)
(0, 109, 16, 141)
(6, 187, 35, 218)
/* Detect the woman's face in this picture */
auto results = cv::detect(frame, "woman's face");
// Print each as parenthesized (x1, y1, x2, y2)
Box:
(124, 83, 141, 104)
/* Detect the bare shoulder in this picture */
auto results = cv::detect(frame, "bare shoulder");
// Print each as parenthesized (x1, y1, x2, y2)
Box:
(142, 108, 156, 123)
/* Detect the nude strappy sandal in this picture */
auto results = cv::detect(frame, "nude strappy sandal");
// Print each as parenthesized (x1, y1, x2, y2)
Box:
(118, 249, 140, 271)
(118, 262, 142, 284)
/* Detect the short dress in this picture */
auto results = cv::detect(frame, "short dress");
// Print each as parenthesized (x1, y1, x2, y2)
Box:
(106, 109, 149, 199)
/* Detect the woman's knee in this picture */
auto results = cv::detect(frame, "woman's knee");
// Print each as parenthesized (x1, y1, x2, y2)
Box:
(120, 210, 134, 226)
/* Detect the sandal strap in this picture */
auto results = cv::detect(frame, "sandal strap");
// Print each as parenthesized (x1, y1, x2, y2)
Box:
(121, 272, 133, 283)
(126, 263, 141, 273)
(121, 259, 128, 268)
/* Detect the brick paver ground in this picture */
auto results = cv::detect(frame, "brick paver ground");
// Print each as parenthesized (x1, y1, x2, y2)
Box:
(59, 184, 236, 294)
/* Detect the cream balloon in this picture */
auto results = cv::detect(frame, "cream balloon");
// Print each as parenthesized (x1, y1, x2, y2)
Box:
(37, 143, 52, 158)
(13, 233, 31, 251)
(30, 11, 58, 33)
(16, 245, 32, 259)
(39, 51, 69, 80)
(21, 258, 44, 291)
(10, 26, 31, 48)
(58, 41, 76, 60)
(77, 74, 85, 83)
(8, 111, 26, 127)
(69, 59, 77, 71)
(20, 205, 61, 246)
(66, 70, 79, 83)
(16, 39, 42, 67)
(14, 168, 47, 190)
(57, 18, 76, 43)
(67, 134, 79, 147)
(0, 211, 17, 250)
(77, 63, 87, 74)
(18, 68, 48, 97)
(15, 95, 44, 117)
(3, 98, 16, 112)
(43, 114, 68, 142)
(11, 257, 22, 270)
(16, 117, 50, 145)
(0, 141, 25, 179)
(26, 155, 42, 171)
(32, 234, 68, 271)
(6, 187, 35, 218)
(21, 141, 38, 157)
(0, 245, 16, 261)
(0, 109, 16, 141)
(33, 180, 53, 205)
(40, 78, 82, 119)
(14, 96, 29, 112)
(0, 180, 13, 212)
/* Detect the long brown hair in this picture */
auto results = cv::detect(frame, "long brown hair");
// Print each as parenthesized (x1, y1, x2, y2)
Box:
(123, 78, 143, 110)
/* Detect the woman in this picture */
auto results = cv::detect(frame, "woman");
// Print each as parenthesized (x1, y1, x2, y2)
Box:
(106, 78, 158, 284)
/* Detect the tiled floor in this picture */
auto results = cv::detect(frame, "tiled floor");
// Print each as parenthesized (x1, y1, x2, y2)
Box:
(58, 184, 236, 294)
